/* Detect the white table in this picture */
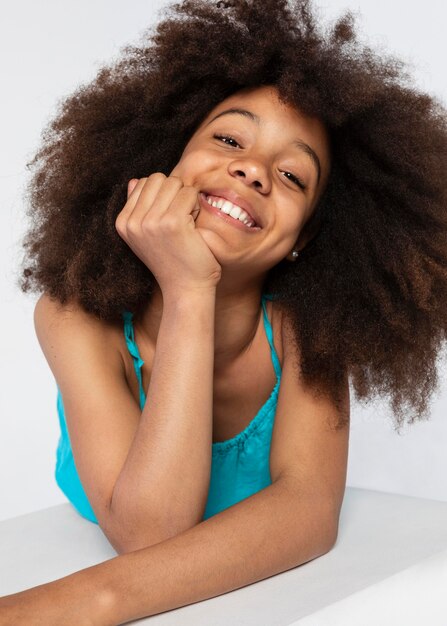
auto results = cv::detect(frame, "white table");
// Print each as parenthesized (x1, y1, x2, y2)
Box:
(1, 487, 447, 625)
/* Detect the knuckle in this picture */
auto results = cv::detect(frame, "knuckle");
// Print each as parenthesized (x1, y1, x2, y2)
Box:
(160, 216, 178, 231)
(168, 175, 184, 187)
(126, 220, 140, 236)
(148, 172, 166, 182)
(141, 218, 157, 234)
(115, 216, 129, 236)
(115, 216, 124, 232)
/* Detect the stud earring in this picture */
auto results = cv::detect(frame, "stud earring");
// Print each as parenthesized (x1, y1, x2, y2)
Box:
(291, 250, 299, 260)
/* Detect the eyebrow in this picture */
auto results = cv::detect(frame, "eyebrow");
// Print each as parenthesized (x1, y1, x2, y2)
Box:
(206, 107, 321, 184)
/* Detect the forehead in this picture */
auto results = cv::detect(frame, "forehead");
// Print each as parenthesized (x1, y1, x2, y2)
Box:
(204, 85, 325, 134)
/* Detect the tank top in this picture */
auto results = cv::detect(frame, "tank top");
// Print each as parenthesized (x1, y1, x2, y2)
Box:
(54, 293, 282, 523)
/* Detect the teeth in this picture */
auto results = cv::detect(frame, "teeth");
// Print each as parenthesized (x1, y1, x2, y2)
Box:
(205, 195, 256, 228)
(229, 204, 243, 220)
(221, 201, 234, 215)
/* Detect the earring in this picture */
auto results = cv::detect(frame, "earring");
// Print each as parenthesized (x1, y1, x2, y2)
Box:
(291, 249, 299, 260)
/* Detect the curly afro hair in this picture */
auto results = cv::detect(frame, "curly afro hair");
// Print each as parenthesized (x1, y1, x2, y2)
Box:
(20, 0, 447, 432)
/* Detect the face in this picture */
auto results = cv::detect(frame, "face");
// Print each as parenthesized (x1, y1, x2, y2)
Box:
(170, 85, 331, 276)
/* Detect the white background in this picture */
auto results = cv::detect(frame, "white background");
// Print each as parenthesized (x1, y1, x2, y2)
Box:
(1, 0, 446, 521)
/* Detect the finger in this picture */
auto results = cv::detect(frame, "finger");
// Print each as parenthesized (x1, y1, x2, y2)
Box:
(131, 174, 183, 223)
(127, 178, 139, 199)
(115, 178, 147, 236)
(122, 177, 146, 213)
(165, 186, 201, 222)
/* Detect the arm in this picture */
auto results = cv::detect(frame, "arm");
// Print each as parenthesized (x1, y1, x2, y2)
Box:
(109, 174, 222, 551)
(0, 476, 336, 626)
(93, 329, 344, 625)
(109, 289, 216, 551)
(33, 289, 216, 555)
(2, 306, 346, 626)
(103, 478, 337, 624)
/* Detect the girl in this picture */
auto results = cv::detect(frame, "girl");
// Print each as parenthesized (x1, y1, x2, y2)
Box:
(2, 0, 447, 623)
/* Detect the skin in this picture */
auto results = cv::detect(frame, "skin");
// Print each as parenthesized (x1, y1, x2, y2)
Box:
(0, 85, 332, 624)
(127, 84, 331, 373)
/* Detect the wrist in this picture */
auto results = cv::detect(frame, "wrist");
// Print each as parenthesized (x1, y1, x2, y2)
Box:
(162, 286, 216, 308)
(59, 566, 117, 626)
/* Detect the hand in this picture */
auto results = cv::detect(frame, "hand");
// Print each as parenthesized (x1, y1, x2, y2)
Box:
(115, 174, 222, 295)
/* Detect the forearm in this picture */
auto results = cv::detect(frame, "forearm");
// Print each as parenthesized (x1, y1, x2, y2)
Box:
(109, 289, 216, 550)
(79, 478, 336, 625)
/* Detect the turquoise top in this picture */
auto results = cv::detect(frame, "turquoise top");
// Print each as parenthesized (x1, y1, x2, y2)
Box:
(54, 293, 282, 523)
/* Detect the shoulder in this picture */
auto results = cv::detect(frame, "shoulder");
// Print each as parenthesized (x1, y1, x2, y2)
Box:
(34, 292, 117, 344)
(33, 293, 125, 376)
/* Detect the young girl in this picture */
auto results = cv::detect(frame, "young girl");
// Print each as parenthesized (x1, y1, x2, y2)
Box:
(2, 0, 447, 623)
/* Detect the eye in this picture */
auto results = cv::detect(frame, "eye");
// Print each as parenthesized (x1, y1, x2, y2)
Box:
(281, 171, 307, 191)
(213, 134, 241, 148)
(213, 135, 307, 191)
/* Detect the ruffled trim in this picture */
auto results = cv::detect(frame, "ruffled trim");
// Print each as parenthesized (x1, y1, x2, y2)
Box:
(122, 295, 281, 456)
(211, 378, 280, 456)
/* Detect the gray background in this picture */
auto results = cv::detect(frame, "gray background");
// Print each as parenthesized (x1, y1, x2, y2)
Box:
(1, 0, 446, 521)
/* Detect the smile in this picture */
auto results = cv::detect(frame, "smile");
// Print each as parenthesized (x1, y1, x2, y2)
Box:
(199, 193, 262, 232)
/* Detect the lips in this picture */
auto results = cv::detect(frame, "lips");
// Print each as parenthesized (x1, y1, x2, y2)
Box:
(200, 187, 261, 228)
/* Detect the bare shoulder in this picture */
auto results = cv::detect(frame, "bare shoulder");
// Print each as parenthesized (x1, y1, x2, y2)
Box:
(33, 293, 124, 375)
(34, 292, 113, 337)
(33, 293, 142, 539)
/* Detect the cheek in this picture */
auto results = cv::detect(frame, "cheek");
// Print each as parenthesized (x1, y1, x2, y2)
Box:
(170, 149, 219, 180)
(276, 202, 304, 233)
(273, 207, 306, 248)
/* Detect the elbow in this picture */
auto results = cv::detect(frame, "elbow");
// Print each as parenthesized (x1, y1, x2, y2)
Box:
(112, 538, 156, 556)
(319, 502, 341, 555)
(324, 530, 338, 555)
(103, 488, 204, 554)
(308, 514, 340, 562)
(104, 522, 167, 555)
(99, 503, 155, 554)
(306, 528, 337, 565)
(102, 507, 192, 555)
(321, 520, 339, 555)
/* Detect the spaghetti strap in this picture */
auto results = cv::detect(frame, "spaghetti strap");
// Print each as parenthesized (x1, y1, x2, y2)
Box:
(56, 299, 283, 524)
(122, 311, 146, 410)
(122, 296, 280, 409)
(261, 294, 282, 380)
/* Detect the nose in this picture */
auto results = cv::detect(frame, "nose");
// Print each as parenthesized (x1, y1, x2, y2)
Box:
(228, 157, 271, 193)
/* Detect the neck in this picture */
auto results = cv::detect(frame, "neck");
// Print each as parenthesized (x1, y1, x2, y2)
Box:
(136, 278, 267, 373)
